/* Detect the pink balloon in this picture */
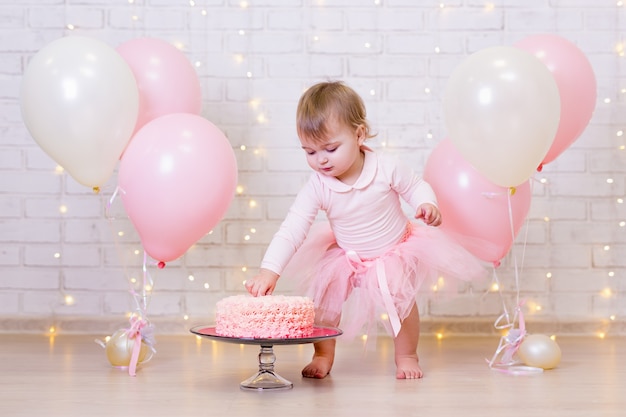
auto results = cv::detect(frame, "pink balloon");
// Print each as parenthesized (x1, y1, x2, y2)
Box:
(117, 37, 202, 137)
(515, 34, 597, 168)
(118, 114, 238, 263)
(424, 139, 531, 265)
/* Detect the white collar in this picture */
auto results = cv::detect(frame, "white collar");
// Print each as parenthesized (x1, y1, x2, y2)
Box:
(316, 148, 377, 192)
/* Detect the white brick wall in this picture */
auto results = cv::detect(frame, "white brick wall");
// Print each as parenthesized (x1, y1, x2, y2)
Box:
(0, 0, 624, 336)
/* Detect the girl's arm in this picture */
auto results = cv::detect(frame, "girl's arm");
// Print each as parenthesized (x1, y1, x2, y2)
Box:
(246, 175, 321, 296)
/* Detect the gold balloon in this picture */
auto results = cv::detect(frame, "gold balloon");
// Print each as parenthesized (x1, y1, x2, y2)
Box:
(105, 329, 150, 367)
(517, 334, 561, 369)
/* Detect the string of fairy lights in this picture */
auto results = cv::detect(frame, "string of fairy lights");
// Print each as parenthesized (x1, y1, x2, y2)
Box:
(39, 0, 624, 339)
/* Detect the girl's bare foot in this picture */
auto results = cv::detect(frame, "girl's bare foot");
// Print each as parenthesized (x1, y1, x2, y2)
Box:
(302, 339, 335, 379)
(395, 353, 423, 379)
(302, 354, 333, 379)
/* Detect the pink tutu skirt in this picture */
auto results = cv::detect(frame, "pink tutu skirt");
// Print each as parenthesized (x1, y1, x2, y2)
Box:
(281, 221, 488, 340)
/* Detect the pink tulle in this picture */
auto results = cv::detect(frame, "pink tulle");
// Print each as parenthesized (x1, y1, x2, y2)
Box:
(281, 221, 489, 340)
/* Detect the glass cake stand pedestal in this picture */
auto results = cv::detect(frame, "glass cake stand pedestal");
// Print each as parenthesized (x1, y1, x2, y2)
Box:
(190, 325, 342, 391)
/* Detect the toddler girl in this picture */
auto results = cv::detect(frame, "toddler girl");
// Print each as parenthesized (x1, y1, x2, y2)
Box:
(245, 81, 486, 379)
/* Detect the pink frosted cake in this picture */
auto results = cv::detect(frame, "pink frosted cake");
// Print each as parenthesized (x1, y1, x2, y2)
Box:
(215, 295, 315, 339)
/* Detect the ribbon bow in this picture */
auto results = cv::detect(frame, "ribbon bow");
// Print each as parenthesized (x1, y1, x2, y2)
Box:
(125, 316, 155, 376)
(345, 250, 402, 337)
(487, 301, 543, 375)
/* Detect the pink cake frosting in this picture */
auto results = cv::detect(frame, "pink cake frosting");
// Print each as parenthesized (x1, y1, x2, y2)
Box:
(215, 295, 315, 339)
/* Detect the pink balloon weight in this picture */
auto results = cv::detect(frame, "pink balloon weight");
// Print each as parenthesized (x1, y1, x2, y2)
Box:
(423, 139, 531, 264)
(118, 113, 238, 263)
(515, 34, 597, 167)
(117, 37, 203, 137)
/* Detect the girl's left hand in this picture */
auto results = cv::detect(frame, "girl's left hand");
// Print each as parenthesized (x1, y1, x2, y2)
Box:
(415, 203, 442, 226)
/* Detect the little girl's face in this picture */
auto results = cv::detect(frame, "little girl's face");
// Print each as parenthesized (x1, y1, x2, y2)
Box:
(300, 118, 365, 184)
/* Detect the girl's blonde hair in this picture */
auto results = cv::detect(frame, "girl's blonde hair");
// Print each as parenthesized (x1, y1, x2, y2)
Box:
(296, 81, 375, 142)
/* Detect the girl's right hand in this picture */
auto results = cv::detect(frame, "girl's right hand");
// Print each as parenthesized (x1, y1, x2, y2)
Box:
(245, 269, 280, 297)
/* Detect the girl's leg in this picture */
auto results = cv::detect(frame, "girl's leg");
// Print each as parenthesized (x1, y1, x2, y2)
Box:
(302, 312, 339, 379)
(393, 303, 423, 379)
(303, 252, 349, 379)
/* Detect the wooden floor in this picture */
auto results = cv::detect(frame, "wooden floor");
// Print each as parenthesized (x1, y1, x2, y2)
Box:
(0, 333, 624, 417)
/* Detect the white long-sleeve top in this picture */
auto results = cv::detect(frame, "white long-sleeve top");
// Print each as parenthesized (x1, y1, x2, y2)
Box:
(260, 149, 438, 275)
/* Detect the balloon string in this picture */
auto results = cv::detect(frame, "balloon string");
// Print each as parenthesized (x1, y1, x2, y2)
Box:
(105, 185, 122, 220)
(506, 190, 520, 307)
(487, 185, 536, 374)
(104, 186, 156, 375)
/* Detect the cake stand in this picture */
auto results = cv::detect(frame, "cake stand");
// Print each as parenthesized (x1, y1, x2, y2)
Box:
(190, 325, 342, 391)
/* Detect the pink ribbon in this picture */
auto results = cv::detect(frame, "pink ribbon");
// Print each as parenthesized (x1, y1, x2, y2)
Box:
(126, 316, 147, 377)
(487, 302, 543, 375)
(345, 250, 402, 337)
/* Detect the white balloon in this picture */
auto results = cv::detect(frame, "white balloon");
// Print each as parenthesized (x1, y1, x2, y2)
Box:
(21, 36, 139, 189)
(517, 334, 562, 369)
(443, 46, 560, 187)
